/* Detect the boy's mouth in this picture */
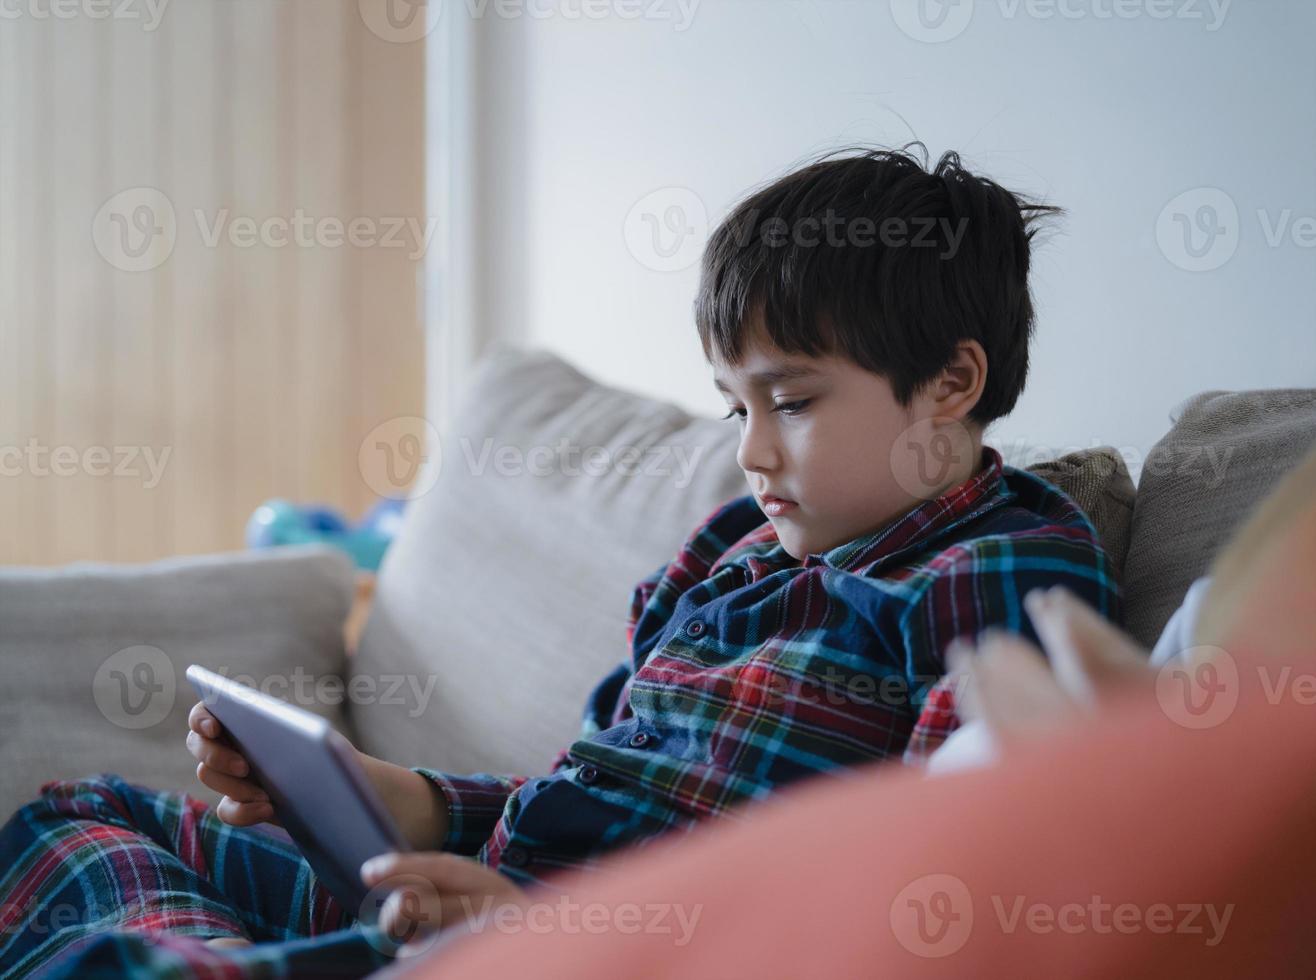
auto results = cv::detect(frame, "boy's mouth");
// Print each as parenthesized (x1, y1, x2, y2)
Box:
(760, 495, 798, 517)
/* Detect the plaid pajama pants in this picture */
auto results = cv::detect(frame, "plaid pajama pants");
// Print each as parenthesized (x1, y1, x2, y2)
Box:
(0, 773, 401, 979)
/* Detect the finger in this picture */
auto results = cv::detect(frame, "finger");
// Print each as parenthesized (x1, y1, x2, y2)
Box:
(215, 795, 277, 827)
(1025, 587, 1149, 704)
(377, 886, 446, 943)
(1047, 587, 1150, 665)
(361, 851, 497, 893)
(972, 629, 1079, 739)
(185, 730, 250, 778)
(378, 887, 504, 943)
(195, 762, 267, 804)
(188, 701, 222, 738)
(944, 638, 982, 723)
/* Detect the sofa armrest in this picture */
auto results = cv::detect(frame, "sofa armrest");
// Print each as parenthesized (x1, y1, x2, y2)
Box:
(0, 545, 355, 821)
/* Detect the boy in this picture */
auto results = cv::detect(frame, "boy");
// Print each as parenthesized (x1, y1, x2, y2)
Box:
(0, 145, 1121, 977)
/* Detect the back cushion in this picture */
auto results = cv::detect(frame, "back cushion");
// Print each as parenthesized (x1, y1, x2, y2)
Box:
(1122, 389, 1316, 648)
(1022, 446, 1135, 588)
(0, 546, 355, 821)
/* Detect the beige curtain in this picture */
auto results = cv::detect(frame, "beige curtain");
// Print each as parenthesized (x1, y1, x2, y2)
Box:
(0, 0, 427, 565)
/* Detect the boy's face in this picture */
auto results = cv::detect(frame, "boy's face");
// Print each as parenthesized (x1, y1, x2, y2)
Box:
(711, 318, 984, 561)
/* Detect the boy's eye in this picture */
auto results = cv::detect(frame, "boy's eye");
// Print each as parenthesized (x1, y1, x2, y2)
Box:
(774, 399, 811, 416)
(720, 399, 812, 422)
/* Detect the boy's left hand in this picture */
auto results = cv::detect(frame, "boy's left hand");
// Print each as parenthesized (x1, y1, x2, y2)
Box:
(360, 851, 525, 944)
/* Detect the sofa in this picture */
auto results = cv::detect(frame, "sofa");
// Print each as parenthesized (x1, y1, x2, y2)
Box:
(2, 344, 1313, 884)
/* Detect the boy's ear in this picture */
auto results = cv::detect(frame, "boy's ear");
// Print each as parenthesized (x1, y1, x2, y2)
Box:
(926, 339, 988, 423)
(1024, 587, 1150, 706)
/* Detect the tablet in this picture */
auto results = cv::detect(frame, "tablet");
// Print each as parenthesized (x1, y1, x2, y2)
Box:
(186, 664, 410, 919)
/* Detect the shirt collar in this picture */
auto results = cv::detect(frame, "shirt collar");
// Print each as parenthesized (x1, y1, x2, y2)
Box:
(719, 446, 1010, 579)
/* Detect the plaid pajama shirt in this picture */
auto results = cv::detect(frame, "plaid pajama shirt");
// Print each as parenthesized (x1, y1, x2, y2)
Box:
(419, 445, 1122, 881)
(0, 444, 1121, 977)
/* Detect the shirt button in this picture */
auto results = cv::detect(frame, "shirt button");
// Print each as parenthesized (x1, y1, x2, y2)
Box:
(501, 845, 530, 868)
(578, 765, 599, 785)
(686, 620, 705, 637)
(628, 731, 651, 748)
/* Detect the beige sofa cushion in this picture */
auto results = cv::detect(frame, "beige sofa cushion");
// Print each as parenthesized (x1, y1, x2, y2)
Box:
(1121, 389, 1316, 648)
(0, 546, 355, 821)
(1025, 447, 1135, 588)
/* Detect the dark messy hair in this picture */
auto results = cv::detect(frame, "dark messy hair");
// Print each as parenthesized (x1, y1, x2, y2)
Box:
(694, 143, 1063, 428)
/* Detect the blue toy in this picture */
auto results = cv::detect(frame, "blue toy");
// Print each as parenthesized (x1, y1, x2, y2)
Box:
(245, 497, 408, 572)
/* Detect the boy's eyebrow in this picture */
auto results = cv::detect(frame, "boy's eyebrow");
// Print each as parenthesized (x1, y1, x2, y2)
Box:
(712, 365, 821, 393)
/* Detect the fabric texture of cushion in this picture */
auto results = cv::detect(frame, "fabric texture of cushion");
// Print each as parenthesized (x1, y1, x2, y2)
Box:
(1121, 388, 1316, 648)
(1024, 446, 1135, 587)
(0, 545, 355, 821)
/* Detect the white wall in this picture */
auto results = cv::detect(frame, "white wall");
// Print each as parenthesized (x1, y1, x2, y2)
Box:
(451, 0, 1316, 484)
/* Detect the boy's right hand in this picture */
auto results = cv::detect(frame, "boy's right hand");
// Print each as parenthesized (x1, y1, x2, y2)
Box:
(186, 701, 280, 827)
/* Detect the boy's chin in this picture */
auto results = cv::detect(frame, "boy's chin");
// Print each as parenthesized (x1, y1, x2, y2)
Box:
(773, 527, 811, 562)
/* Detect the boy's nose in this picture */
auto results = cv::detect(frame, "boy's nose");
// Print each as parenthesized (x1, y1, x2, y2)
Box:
(736, 422, 781, 475)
